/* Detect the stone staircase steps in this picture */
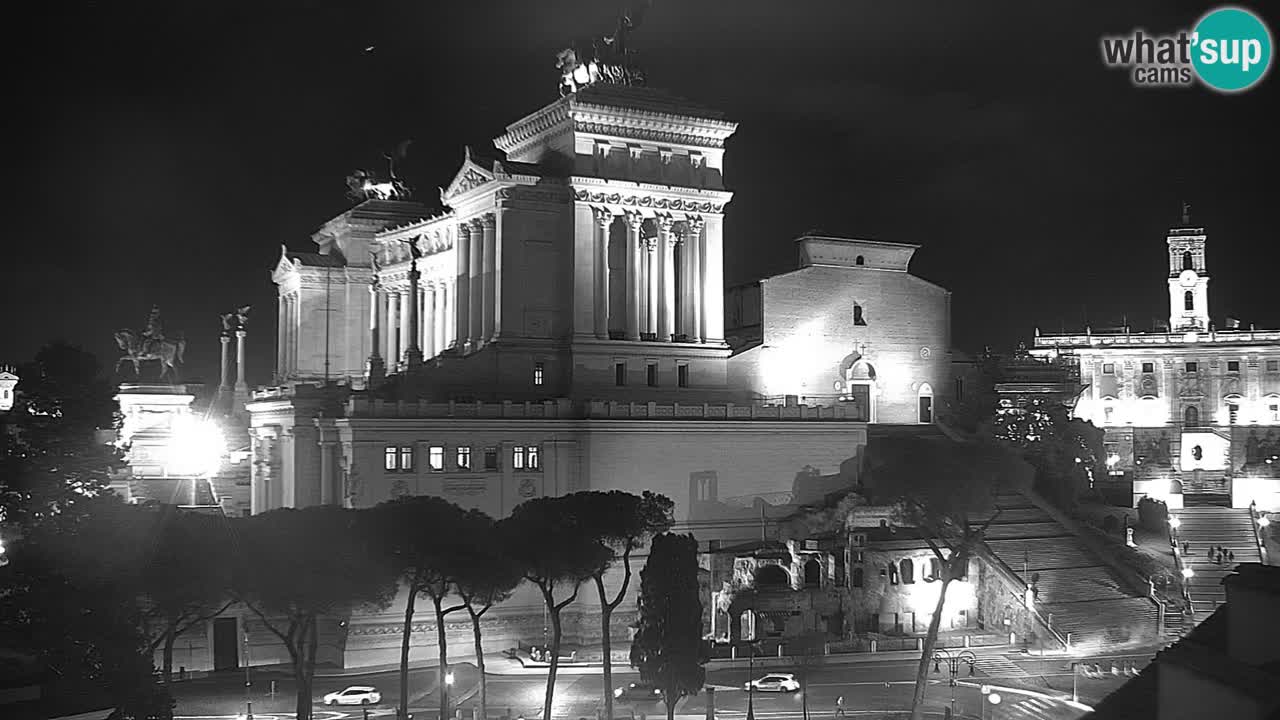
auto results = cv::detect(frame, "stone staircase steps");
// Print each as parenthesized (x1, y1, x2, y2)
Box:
(1040, 598, 1160, 650)
(984, 539, 1102, 570)
(983, 522, 1073, 540)
(1026, 567, 1134, 603)
(1172, 506, 1263, 624)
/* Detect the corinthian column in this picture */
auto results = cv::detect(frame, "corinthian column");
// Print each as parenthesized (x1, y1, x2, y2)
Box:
(235, 329, 248, 391)
(658, 216, 677, 342)
(387, 291, 400, 365)
(481, 214, 497, 343)
(626, 212, 642, 341)
(367, 285, 385, 385)
(646, 237, 659, 337)
(469, 218, 484, 350)
(219, 333, 232, 392)
(455, 223, 471, 351)
(423, 282, 436, 359)
(276, 297, 286, 381)
(594, 208, 612, 339)
(687, 217, 705, 344)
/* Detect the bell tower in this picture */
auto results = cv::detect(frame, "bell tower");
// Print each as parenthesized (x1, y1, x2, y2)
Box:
(1167, 203, 1209, 332)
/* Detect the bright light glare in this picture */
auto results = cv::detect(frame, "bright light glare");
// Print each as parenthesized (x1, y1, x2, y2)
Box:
(988, 693, 1002, 705)
(445, 672, 455, 686)
(1181, 567, 1194, 579)
(168, 415, 225, 477)
(1259, 516, 1271, 528)
(1168, 516, 1181, 529)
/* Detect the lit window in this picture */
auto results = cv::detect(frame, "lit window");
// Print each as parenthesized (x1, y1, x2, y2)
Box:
(615, 362, 626, 386)
(527, 444, 540, 471)
(398, 446, 414, 472)
(513, 446, 525, 470)
(1103, 363, 1115, 375)
(384, 446, 398, 471)
(1142, 362, 1154, 373)
(1228, 361, 1241, 373)
(428, 446, 444, 471)
(677, 364, 689, 388)
(1269, 360, 1279, 372)
(1186, 362, 1198, 373)
(484, 447, 498, 470)
(456, 446, 472, 470)
(533, 362, 545, 386)
(647, 363, 658, 387)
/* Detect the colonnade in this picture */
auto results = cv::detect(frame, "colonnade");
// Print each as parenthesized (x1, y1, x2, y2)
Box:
(592, 210, 710, 343)
(277, 291, 301, 378)
(370, 279, 456, 368)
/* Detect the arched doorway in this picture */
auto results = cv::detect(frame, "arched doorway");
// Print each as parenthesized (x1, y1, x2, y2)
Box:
(803, 558, 821, 587)
(755, 564, 790, 590)
(840, 356, 877, 422)
(1184, 405, 1200, 427)
(917, 383, 934, 423)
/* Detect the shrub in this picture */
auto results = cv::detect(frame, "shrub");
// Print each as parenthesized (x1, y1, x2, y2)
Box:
(1137, 497, 1169, 532)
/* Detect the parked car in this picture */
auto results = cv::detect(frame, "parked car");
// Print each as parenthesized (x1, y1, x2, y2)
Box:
(322, 686, 382, 705)
(614, 682, 664, 701)
(745, 673, 801, 693)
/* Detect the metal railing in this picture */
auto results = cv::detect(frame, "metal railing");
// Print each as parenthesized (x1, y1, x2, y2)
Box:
(1168, 516, 1195, 617)
(1250, 500, 1270, 564)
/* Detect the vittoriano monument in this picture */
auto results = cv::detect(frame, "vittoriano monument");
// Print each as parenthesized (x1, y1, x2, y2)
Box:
(115, 305, 187, 382)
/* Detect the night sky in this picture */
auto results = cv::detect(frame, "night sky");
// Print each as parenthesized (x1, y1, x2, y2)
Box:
(6, 1, 1278, 391)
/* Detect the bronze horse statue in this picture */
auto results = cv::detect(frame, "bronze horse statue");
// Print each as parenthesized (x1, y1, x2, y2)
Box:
(115, 329, 186, 381)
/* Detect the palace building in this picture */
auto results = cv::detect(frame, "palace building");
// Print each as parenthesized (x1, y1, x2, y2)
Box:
(1031, 211, 1280, 511)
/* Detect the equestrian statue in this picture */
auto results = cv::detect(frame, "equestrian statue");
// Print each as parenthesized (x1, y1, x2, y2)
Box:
(115, 305, 187, 382)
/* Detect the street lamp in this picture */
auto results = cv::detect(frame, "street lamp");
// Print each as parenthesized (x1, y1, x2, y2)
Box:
(442, 669, 455, 720)
(1181, 566, 1195, 579)
(931, 649, 976, 716)
(1168, 516, 1182, 530)
(979, 686, 1001, 720)
(744, 640, 760, 720)
(1259, 515, 1271, 528)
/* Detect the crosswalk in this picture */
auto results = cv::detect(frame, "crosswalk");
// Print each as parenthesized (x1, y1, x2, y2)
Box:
(971, 654, 1031, 679)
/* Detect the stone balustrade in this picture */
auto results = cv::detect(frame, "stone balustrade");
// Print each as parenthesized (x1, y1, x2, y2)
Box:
(340, 397, 865, 421)
(1035, 328, 1280, 348)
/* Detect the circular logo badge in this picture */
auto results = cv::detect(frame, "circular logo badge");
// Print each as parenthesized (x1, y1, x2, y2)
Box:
(1192, 7, 1273, 92)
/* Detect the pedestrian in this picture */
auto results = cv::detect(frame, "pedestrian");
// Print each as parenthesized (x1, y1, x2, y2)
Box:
(1229, 550, 1235, 562)
(1183, 541, 1190, 555)
(835, 695, 846, 719)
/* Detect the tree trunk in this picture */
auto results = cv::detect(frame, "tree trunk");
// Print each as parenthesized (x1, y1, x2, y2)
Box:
(909, 577, 954, 720)
(400, 586, 419, 719)
(596, 576, 615, 720)
(162, 626, 177, 685)
(292, 621, 311, 720)
(542, 591, 563, 720)
(469, 608, 487, 720)
(434, 597, 451, 720)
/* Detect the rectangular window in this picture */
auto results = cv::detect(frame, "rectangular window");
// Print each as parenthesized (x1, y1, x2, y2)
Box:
(1228, 360, 1241, 372)
(513, 446, 525, 470)
(428, 446, 445, 471)
(1142, 362, 1155, 373)
(456, 446, 472, 470)
(954, 378, 964, 402)
(398, 446, 414, 472)
(1103, 363, 1115, 375)
(647, 363, 658, 387)
(533, 362, 545, 386)
(1186, 362, 1199, 373)
(677, 364, 689, 388)
(1229, 404, 1239, 425)
(484, 446, 498, 470)
(384, 446, 398, 471)
(1271, 404, 1279, 422)
(527, 444, 540, 471)
(615, 362, 626, 386)
(1269, 360, 1280, 372)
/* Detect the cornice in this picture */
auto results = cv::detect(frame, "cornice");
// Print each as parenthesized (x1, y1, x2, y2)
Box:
(570, 181, 731, 216)
(494, 101, 573, 155)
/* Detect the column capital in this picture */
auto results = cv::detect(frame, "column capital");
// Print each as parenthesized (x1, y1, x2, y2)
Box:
(685, 215, 705, 234)
(593, 207, 615, 229)
(458, 221, 473, 237)
(657, 215, 676, 233)
(235, 329, 247, 339)
(626, 211, 645, 231)
(479, 213, 497, 230)
(643, 236, 659, 252)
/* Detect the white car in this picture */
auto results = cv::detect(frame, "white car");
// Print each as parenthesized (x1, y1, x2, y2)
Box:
(745, 673, 801, 693)
(323, 686, 382, 706)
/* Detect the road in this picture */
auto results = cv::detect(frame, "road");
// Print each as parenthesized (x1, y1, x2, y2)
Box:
(169, 650, 1153, 720)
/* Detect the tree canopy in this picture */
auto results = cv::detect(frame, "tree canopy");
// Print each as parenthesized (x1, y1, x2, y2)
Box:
(630, 532, 708, 720)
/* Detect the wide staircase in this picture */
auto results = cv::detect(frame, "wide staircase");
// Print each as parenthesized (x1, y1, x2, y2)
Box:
(1174, 505, 1263, 624)
(976, 494, 1159, 651)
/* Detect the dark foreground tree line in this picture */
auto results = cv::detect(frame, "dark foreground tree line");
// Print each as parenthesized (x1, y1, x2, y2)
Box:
(0, 344, 709, 720)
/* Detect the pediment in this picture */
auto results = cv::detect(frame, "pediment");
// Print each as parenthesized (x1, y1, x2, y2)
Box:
(440, 148, 495, 204)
